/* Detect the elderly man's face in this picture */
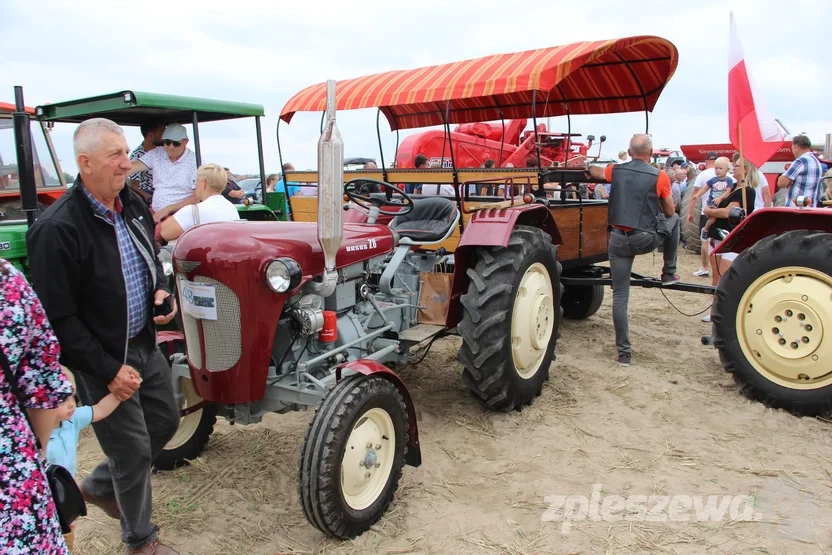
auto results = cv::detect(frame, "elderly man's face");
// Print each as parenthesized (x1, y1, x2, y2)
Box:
(163, 137, 188, 159)
(78, 131, 133, 197)
(674, 169, 686, 182)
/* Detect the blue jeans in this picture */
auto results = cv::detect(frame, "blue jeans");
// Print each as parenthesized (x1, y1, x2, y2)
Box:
(608, 214, 680, 357)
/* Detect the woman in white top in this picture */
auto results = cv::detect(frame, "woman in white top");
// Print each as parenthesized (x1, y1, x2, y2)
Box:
(160, 163, 240, 245)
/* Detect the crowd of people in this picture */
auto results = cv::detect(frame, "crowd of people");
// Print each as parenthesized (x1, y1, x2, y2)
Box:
(1, 114, 831, 555)
(587, 132, 830, 366)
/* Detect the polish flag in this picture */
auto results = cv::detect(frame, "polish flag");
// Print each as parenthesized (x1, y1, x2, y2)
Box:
(728, 11, 784, 168)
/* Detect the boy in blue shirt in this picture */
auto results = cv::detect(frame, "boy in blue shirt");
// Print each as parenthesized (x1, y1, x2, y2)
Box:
(48, 368, 140, 549)
(698, 157, 736, 239)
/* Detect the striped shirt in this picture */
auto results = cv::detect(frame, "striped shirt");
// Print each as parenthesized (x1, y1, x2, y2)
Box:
(783, 152, 823, 207)
(80, 186, 152, 338)
(129, 144, 154, 203)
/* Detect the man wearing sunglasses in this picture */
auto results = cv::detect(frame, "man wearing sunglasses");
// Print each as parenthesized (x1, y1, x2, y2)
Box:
(128, 123, 198, 223)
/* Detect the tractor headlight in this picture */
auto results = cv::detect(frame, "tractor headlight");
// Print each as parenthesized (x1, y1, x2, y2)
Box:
(265, 258, 302, 293)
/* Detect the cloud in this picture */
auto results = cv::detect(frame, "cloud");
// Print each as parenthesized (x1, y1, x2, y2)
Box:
(2, 0, 829, 176)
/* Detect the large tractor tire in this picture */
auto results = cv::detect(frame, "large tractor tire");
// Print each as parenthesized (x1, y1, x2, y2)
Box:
(299, 374, 409, 539)
(680, 186, 702, 253)
(154, 339, 217, 470)
(561, 284, 604, 320)
(458, 225, 562, 411)
(712, 230, 832, 417)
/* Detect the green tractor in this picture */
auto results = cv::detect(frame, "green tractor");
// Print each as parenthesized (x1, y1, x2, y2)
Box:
(0, 95, 69, 277)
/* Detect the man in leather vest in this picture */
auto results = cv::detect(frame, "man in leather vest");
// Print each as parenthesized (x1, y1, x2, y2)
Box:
(588, 134, 680, 367)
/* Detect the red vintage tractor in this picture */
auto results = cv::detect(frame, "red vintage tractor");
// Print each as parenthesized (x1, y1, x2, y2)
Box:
(394, 118, 606, 169)
(165, 35, 681, 540)
(710, 189, 832, 417)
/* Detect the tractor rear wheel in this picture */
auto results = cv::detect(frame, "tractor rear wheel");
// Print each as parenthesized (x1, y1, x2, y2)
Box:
(299, 374, 409, 539)
(458, 225, 562, 411)
(561, 284, 604, 320)
(154, 339, 217, 470)
(680, 186, 702, 254)
(712, 230, 832, 417)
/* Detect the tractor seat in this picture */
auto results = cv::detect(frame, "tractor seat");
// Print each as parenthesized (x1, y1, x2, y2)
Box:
(389, 197, 458, 243)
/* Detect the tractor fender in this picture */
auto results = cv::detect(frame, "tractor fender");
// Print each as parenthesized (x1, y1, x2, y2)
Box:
(457, 203, 562, 248)
(446, 204, 562, 329)
(336, 359, 421, 468)
(712, 206, 832, 256)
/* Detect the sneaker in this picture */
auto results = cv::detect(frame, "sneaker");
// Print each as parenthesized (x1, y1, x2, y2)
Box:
(702, 314, 712, 323)
(616, 354, 632, 367)
(693, 268, 709, 277)
(661, 273, 681, 286)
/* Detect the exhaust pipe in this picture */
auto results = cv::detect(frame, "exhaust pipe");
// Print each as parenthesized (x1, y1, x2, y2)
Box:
(307, 79, 343, 297)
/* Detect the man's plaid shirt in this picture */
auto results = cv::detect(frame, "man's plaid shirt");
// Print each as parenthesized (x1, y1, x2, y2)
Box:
(81, 185, 152, 338)
(783, 152, 824, 207)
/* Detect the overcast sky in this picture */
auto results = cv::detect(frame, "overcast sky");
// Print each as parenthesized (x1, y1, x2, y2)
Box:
(2, 0, 829, 177)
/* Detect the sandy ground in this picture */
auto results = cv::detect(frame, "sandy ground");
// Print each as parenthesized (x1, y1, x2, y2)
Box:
(72, 248, 832, 555)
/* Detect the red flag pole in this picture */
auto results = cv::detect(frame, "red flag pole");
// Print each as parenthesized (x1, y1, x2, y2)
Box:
(738, 122, 748, 214)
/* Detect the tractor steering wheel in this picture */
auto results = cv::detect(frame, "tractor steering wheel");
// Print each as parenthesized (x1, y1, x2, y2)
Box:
(344, 178, 415, 216)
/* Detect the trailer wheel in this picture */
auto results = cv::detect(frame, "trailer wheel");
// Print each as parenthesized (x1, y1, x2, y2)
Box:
(680, 186, 702, 254)
(299, 374, 408, 539)
(561, 284, 604, 320)
(458, 225, 561, 411)
(712, 230, 832, 417)
(154, 339, 217, 470)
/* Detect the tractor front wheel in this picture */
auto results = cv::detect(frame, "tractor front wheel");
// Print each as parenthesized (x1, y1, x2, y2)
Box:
(458, 225, 562, 411)
(712, 230, 832, 417)
(154, 340, 217, 470)
(299, 374, 409, 539)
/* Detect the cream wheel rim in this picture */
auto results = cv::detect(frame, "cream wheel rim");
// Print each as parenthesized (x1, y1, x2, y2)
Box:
(165, 378, 203, 450)
(340, 408, 395, 511)
(511, 262, 554, 379)
(736, 266, 832, 389)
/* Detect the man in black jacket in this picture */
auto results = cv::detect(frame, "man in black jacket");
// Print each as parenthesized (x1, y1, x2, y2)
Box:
(27, 118, 180, 555)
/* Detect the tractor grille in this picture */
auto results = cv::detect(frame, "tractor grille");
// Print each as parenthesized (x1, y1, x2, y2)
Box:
(176, 274, 242, 372)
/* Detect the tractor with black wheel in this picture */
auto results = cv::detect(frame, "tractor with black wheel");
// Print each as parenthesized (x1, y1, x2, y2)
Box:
(711, 192, 832, 417)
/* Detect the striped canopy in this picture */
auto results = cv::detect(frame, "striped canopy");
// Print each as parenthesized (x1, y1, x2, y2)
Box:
(280, 35, 678, 130)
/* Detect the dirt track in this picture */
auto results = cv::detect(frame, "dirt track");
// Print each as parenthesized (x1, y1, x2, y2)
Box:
(73, 249, 832, 555)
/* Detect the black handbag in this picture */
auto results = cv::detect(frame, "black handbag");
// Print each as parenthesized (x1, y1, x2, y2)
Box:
(0, 348, 87, 534)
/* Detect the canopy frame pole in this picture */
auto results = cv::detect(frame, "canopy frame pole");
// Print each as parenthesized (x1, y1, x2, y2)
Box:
(393, 129, 400, 169)
(532, 90, 542, 196)
(375, 108, 388, 183)
(555, 84, 571, 169)
(492, 99, 506, 167)
(615, 52, 650, 134)
(436, 101, 464, 234)
(192, 112, 202, 166)
(276, 117, 285, 174)
(255, 116, 266, 187)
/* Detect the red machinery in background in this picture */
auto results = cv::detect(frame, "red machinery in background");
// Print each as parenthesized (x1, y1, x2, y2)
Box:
(394, 118, 606, 169)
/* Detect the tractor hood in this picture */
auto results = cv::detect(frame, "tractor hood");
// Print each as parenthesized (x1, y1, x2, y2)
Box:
(171, 220, 395, 285)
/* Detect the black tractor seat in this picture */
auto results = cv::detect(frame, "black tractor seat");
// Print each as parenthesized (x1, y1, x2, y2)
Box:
(389, 197, 459, 243)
